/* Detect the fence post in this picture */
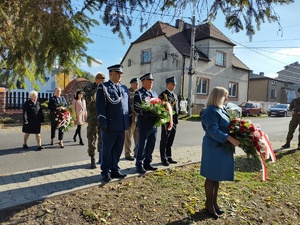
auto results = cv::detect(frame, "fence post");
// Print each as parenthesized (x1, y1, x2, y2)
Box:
(0, 88, 6, 113)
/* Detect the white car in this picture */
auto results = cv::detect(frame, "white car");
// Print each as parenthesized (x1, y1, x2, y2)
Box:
(225, 102, 242, 117)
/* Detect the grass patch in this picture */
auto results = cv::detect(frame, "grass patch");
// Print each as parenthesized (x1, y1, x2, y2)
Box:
(0, 150, 299, 224)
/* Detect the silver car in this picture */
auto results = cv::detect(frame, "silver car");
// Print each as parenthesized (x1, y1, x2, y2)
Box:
(225, 102, 242, 117)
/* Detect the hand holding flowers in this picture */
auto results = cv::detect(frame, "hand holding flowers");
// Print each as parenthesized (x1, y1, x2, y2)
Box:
(136, 97, 173, 130)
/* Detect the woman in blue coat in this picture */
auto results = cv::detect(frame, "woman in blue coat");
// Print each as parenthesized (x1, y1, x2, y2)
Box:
(201, 87, 240, 219)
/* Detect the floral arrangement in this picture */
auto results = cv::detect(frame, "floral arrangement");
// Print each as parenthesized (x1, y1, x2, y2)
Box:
(228, 117, 276, 181)
(51, 107, 72, 132)
(136, 97, 173, 130)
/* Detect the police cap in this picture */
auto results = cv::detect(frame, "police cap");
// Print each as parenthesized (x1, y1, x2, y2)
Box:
(165, 76, 176, 84)
(140, 73, 154, 81)
(130, 78, 138, 83)
(107, 64, 123, 73)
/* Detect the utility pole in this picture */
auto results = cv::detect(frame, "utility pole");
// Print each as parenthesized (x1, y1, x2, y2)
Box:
(187, 0, 196, 116)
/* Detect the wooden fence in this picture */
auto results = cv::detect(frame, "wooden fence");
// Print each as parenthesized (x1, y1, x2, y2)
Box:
(5, 91, 53, 110)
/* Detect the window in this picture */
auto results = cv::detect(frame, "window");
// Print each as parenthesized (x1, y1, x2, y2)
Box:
(216, 51, 226, 66)
(196, 78, 208, 94)
(228, 82, 238, 97)
(162, 51, 168, 60)
(271, 90, 277, 99)
(271, 81, 277, 85)
(128, 59, 132, 67)
(141, 49, 151, 64)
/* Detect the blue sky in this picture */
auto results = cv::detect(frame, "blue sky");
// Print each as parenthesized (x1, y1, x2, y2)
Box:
(78, 1, 300, 79)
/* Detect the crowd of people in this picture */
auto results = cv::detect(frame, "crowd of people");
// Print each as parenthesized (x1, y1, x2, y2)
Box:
(22, 64, 246, 219)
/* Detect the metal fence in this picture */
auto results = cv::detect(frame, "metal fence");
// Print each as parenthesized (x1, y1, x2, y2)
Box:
(5, 91, 53, 110)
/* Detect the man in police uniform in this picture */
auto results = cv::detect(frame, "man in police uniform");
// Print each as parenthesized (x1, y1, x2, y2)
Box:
(282, 87, 300, 150)
(96, 64, 132, 182)
(124, 77, 139, 161)
(158, 76, 179, 166)
(84, 72, 106, 169)
(133, 73, 158, 173)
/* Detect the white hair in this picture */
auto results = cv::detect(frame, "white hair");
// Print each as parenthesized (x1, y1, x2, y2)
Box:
(29, 90, 38, 99)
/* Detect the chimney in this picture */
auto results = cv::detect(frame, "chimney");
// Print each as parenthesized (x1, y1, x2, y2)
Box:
(259, 72, 264, 76)
(175, 19, 184, 31)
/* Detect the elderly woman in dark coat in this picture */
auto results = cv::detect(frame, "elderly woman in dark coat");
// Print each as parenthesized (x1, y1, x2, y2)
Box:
(22, 90, 44, 151)
(200, 87, 240, 219)
(48, 87, 68, 148)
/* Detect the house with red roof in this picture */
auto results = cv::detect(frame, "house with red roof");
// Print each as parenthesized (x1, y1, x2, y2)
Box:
(121, 19, 250, 113)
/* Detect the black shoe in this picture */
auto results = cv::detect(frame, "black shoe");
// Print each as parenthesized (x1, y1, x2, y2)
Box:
(161, 160, 169, 166)
(37, 146, 43, 151)
(206, 210, 219, 220)
(125, 156, 135, 161)
(73, 137, 76, 142)
(23, 144, 28, 149)
(168, 158, 178, 164)
(102, 174, 111, 182)
(282, 143, 290, 148)
(298, 146, 300, 150)
(111, 172, 127, 179)
(144, 165, 158, 171)
(136, 166, 146, 174)
(215, 208, 224, 215)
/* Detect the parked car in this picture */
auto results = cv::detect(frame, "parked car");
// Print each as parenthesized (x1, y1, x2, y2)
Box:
(267, 104, 291, 117)
(239, 102, 262, 117)
(199, 102, 242, 120)
(225, 102, 242, 117)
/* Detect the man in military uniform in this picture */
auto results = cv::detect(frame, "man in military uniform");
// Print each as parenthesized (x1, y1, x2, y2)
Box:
(96, 64, 131, 182)
(282, 87, 300, 150)
(158, 76, 179, 166)
(84, 72, 105, 169)
(124, 77, 139, 161)
(134, 73, 158, 174)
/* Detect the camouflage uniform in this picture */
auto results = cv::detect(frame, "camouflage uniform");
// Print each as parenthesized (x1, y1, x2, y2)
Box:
(284, 97, 300, 146)
(84, 82, 102, 159)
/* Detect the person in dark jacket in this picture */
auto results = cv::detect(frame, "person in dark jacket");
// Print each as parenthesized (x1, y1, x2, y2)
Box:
(96, 64, 131, 182)
(133, 73, 158, 174)
(201, 87, 240, 219)
(22, 90, 44, 151)
(158, 76, 179, 166)
(48, 87, 68, 148)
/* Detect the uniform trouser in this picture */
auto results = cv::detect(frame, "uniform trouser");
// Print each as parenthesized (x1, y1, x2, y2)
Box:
(100, 130, 125, 175)
(86, 123, 102, 157)
(135, 126, 157, 168)
(286, 114, 300, 144)
(124, 120, 138, 157)
(50, 123, 64, 140)
(160, 123, 177, 162)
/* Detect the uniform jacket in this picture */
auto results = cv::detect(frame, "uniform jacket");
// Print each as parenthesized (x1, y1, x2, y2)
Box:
(22, 99, 44, 134)
(128, 87, 137, 123)
(72, 99, 87, 125)
(96, 80, 131, 131)
(48, 96, 68, 112)
(158, 89, 179, 124)
(84, 82, 98, 124)
(134, 87, 158, 128)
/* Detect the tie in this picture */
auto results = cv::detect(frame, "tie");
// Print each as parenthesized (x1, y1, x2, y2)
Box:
(115, 84, 121, 95)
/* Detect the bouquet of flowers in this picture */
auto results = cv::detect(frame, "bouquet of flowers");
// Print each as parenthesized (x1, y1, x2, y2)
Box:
(49, 105, 72, 132)
(228, 117, 276, 181)
(136, 97, 173, 130)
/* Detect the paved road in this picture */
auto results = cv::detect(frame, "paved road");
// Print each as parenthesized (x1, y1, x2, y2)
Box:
(0, 117, 296, 211)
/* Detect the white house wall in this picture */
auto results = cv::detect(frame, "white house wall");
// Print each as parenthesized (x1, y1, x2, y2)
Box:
(122, 35, 183, 95)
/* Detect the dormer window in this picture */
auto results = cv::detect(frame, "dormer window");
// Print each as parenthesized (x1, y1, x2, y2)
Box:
(216, 51, 226, 67)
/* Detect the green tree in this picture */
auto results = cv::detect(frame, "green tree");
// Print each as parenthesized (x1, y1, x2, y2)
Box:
(0, 0, 294, 90)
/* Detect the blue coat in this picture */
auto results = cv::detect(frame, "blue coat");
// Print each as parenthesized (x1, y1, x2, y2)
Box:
(200, 105, 234, 181)
(133, 87, 158, 129)
(96, 80, 131, 131)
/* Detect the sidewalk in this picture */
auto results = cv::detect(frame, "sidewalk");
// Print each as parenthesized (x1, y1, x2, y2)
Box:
(0, 140, 287, 211)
